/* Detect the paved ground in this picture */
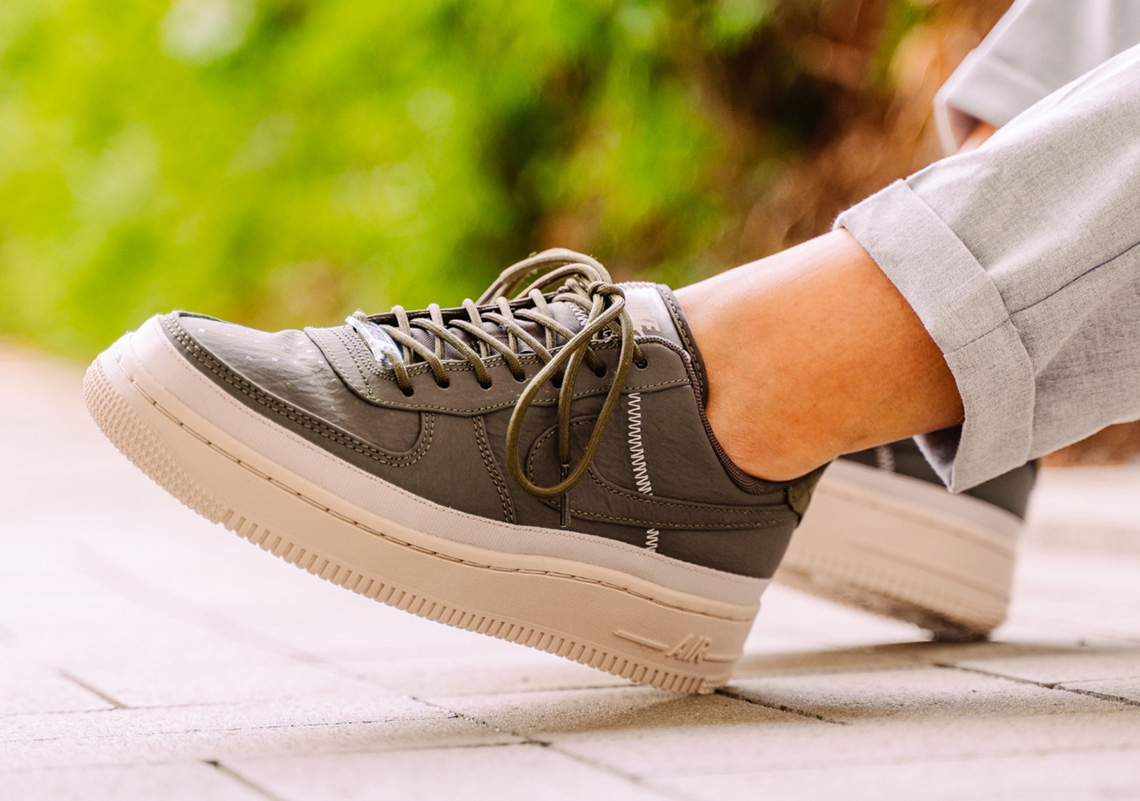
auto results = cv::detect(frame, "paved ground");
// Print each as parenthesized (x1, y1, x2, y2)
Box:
(3, 345, 1140, 801)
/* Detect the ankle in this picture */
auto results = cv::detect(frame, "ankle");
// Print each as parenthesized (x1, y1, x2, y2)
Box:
(679, 276, 850, 480)
(675, 231, 964, 481)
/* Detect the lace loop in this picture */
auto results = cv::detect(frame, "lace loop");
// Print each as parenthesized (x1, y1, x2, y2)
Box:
(503, 279, 636, 500)
(358, 249, 644, 505)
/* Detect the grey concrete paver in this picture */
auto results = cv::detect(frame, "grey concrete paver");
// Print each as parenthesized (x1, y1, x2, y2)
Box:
(0, 701, 515, 771)
(61, 662, 414, 710)
(557, 709, 1140, 778)
(0, 763, 267, 801)
(427, 685, 805, 737)
(652, 747, 1140, 801)
(949, 642, 1140, 685)
(750, 586, 929, 649)
(1062, 676, 1140, 704)
(339, 651, 633, 698)
(429, 683, 1140, 780)
(730, 640, 941, 679)
(2, 601, 292, 673)
(228, 743, 674, 801)
(0, 693, 437, 745)
(0, 661, 114, 716)
(1017, 604, 1140, 642)
(1028, 464, 1140, 553)
(729, 664, 1123, 722)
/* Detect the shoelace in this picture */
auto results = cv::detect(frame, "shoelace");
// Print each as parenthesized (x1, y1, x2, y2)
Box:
(352, 249, 645, 524)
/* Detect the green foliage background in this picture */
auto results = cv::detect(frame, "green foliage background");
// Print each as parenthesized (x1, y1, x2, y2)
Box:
(0, 0, 948, 356)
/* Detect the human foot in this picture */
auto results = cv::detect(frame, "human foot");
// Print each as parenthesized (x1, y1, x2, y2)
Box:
(674, 230, 964, 481)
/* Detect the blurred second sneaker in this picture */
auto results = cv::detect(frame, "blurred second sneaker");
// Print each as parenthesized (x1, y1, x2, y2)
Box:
(774, 438, 1037, 640)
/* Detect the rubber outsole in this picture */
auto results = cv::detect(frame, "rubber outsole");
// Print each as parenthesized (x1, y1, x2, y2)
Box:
(84, 326, 761, 693)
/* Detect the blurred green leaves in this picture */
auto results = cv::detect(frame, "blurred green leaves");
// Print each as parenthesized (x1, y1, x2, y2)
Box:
(0, 0, 921, 356)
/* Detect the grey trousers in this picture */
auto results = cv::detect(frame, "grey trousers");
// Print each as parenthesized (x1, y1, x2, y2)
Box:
(934, 0, 1140, 152)
(836, 43, 1140, 491)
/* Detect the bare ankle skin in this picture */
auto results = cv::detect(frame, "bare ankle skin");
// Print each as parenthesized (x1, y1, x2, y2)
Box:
(674, 230, 964, 481)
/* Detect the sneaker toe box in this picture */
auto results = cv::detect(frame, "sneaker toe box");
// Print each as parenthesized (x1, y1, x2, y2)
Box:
(162, 312, 423, 455)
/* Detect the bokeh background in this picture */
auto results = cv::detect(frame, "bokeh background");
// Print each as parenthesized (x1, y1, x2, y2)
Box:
(1, 0, 1018, 358)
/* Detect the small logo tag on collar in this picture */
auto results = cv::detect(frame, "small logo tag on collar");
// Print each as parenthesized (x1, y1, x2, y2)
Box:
(622, 285, 682, 346)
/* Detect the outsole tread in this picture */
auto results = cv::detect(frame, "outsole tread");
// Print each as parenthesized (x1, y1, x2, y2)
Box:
(778, 553, 1001, 640)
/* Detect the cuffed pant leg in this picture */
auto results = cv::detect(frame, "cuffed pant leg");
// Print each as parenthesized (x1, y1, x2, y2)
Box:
(836, 45, 1140, 491)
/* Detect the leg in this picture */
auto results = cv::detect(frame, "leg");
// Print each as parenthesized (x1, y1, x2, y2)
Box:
(681, 43, 1140, 492)
(680, 44, 1140, 636)
(674, 229, 963, 482)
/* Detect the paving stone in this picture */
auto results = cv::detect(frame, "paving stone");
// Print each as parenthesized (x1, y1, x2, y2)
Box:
(652, 746, 1140, 801)
(0, 763, 266, 801)
(0, 696, 512, 770)
(0, 661, 114, 716)
(949, 642, 1140, 685)
(731, 641, 941, 681)
(1013, 547, 1140, 609)
(985, 619, 1133, 649)
(430, 684, 807, 735)
(0, 686, 429, 741)
(341, 650, 630, 697)
(2, 597, 293, 672)
(229, 742, 670, 801)
(227, 600, 524, 664)
(65, 662, 399, 709)
(1011, 602, 1140, 643)
(1062, 676, 1140, 704)
(729, 665, 1121, 724)
(558, 709, 1140, 778)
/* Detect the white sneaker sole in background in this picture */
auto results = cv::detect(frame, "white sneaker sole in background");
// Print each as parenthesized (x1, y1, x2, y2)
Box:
(775, 459, 1021, 640)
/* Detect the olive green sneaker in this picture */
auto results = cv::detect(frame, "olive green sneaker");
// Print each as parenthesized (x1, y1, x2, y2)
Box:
(84, 249, 821, 693)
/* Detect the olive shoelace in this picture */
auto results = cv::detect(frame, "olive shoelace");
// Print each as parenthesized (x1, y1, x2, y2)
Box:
(351, 249, 645, 524)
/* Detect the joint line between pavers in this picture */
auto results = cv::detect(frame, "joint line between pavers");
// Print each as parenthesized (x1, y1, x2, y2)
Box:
(57, 670, 129, 710)
(933, 662, 1140, 709)
(715, 687, 847, 725)
(207, 760, 290, 801)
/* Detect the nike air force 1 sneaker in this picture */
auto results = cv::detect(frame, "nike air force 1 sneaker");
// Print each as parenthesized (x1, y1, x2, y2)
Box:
(84, 249, 822, 693)
(776, 438, 1037, 640)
